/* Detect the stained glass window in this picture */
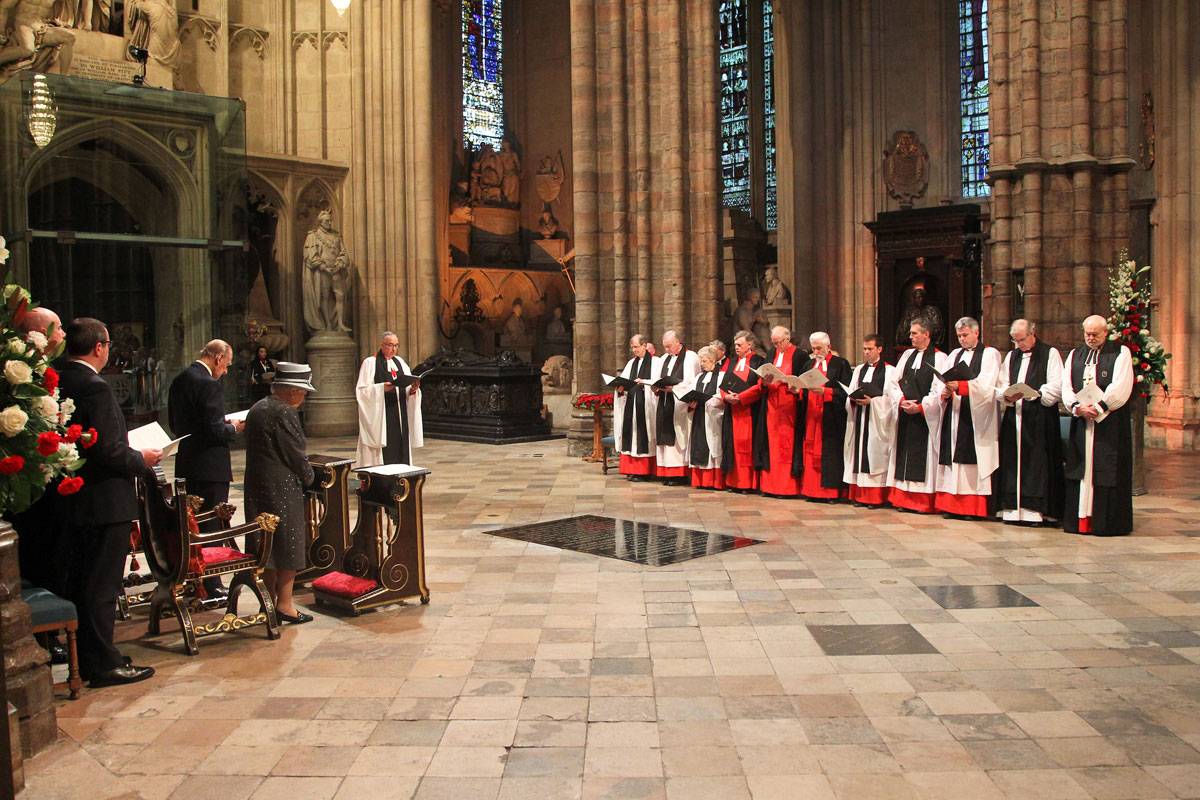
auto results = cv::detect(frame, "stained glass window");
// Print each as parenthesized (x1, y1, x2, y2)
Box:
(958, 0, 990, 197)
(762, 0, 776, 230)
(719, 0, 751, 215)
(462, 0, 504, 150)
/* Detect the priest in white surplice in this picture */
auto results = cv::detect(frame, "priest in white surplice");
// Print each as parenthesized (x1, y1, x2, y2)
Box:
(886, 318, 948, 513)
(355, 331, 424, 467)
(1061, 314, 1135, 536)
(843, 333, 897, 507)
(933, 317, 1002, 518)
(613, 333, 660, 480)
(652, 330, 702, 484)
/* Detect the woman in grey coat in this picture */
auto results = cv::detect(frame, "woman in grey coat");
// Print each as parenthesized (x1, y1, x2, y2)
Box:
(244, 362, 317, 624)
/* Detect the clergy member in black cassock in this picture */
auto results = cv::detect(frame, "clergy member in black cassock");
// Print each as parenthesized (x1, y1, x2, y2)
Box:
(842, 334, 897, 507)
(687, 346, 726, 489)
(886, 319, 949, 513)
(996, 319, 1065, 525)
(355, 332, 424, 467)
(614, 334, 659, 479)
(794, 332, 852, 500)
(1061, 315, 1135, 536)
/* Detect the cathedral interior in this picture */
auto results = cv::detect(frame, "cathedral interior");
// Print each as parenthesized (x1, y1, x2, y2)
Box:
(4, 1, 1200, 798)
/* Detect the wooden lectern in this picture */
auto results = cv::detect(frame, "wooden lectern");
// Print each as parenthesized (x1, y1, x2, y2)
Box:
(298, 455, 355, 582)
(310, 464, 431, 614)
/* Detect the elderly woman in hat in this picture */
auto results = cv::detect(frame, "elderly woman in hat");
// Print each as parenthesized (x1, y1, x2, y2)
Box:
(244, 362, 317, 624)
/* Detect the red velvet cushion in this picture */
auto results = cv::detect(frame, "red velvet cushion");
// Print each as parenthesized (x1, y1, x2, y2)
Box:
(312, 571, 379, 598)
(201, 546, 250, 565)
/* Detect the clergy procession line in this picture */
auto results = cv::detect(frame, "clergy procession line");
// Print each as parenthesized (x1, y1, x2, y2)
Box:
(609, 314, 1135, 537)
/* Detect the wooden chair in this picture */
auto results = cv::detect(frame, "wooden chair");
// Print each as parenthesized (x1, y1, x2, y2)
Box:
(20, 583, 81, 700)
(137, 475, 281, 656)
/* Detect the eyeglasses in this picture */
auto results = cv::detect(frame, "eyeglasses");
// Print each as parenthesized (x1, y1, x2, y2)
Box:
(98, 340, 111, 347)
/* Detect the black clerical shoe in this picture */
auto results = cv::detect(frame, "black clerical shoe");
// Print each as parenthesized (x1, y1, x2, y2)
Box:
(277, 609, 314, 625)
(48, 643, 68, 665)
(89, 664, 155, 688)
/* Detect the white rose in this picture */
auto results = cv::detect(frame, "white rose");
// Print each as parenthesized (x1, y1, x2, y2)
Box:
(0, 234, 8, 264)
(33, 394, 58, 420)
(24, 331, 47, 352)
(6, 339, 24, 354)
(58, 397, 75, 424)
(4, 360, 32, 385)
(56, 442, 78, 461)
(1136, 374, 1144, 383)
(0, 404, 28, 437)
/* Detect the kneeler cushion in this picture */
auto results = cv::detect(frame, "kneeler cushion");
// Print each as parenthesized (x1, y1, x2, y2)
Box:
(201, 546, 251, 566)
(312, 571, 379, 598)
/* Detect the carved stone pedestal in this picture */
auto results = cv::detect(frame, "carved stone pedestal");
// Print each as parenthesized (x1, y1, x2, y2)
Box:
(304, 331, 359, 437)
(0, 523, 55, 760)
(762, 306, 793, 336)
(566, 410, 601, 457)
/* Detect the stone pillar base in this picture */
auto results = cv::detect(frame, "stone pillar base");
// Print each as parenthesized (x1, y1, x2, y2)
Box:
(8, 701, 22, 793)
(1147, 394, 1200, 451)
(1, 524, 55, 760)
(566, 409, 611, 458)
(304, 331, 359, 437)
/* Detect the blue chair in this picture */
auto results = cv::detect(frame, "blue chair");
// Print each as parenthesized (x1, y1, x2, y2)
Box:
(601, 435, 617, 474)
(20, 584, 81, 699)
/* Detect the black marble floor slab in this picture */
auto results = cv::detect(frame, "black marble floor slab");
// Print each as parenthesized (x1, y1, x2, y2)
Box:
(483, 514, 762, 566)
(807, 623, 940, 656)
(918, 584, 1039, 609)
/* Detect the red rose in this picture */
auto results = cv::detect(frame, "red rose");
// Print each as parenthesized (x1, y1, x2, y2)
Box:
(42, 367, 58, 393)
(0, 455, 24, 475)
(64, 424, 82, 443)
(1131, 326, 1140, 334)
(56, 476, 83, 496)
(1128, 304, 1137, 312)
(1130, 343, 1140, 353)
(36, 431, 61, 456)
(1122, 328, 1131, 337)
(81, 427, 98, 449)
(1142, 362, 1150, 371)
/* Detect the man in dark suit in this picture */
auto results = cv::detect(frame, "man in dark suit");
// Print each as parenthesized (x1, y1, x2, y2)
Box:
(58, 317, 161, 688)
(168, 339, 244, 598)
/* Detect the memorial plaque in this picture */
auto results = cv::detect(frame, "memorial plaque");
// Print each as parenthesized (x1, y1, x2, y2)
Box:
(69, 56, 140, 84)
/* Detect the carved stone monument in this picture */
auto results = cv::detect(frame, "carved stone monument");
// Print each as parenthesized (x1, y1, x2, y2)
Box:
(302, 210, 358, 436)
(540, 354, 573, 432)
(759, 264, 793, 334)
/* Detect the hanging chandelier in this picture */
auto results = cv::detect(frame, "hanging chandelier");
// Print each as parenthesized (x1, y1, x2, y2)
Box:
(27, 74, 56, 148)
(330, 0, 351, 16)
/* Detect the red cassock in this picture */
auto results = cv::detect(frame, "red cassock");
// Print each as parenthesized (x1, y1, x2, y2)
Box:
(800, 358, 843, 500)
(721, 356, 763, 491)
(758, 346, 801, 496)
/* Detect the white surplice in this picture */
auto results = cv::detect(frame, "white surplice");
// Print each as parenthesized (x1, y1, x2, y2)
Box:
(886, 347, 949, 495)
(842, 361, 898, 488)
(996, 346, 1064, 522)
(935, 346, 1002, 496)
(1061, 345, 1134, 520)
(612, 354, 660, 457)
(653, 349, 702, 470)
(355, 355, 424, 467)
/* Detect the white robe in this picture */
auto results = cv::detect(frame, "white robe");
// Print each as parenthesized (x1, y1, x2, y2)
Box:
(1061, 345, 1134, 520)
(996, 346, 1064, 522)
(934, 346, 1002, 496)
(842, 362, 898, 488)
(653, 349, 702, 469)
(612, 355, 659, 457)
(355, 355, 424, 468)
(886, 347, 948, 495)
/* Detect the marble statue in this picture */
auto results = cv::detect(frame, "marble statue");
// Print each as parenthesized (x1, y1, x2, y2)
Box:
(537, 208, 559, 239)
(303, 209, 352, 334)
(470, 143, 501, 205)
(52, 0, 109, 31)
(545, 305, 571, 343)
(126, 0, 179, 69)
(894, 277, 945, 347)
(497, 139, 520, 205)
(0, 0, 76, 76)
(535, 151, 565, 204)
(502, 298, 530, 345)
(540, 354, 573, 395)
(761, 265, 791, 308)
(734, 288, 770, 347)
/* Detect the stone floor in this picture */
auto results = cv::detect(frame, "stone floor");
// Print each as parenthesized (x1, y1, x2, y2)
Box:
(21, 437, 1200, 800)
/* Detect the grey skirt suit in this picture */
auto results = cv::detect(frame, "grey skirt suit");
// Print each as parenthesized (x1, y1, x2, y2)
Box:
(243, 395, 315, 571)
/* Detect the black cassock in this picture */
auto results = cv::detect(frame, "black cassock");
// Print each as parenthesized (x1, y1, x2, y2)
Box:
(997, 340, 1065, 520)
(790, 354, 851, 487)
(848, 360, 889, 477)
(620, 354, 656, 455)
(720, 354, 765, 474)
(688, 369, 722, 467)
(373, 352, 413, 465)
(892, 348, 940, 483)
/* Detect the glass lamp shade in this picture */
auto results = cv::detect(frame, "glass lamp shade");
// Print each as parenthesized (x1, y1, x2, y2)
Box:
(28, 74, 56, 148)
(330, 0, 351, 15)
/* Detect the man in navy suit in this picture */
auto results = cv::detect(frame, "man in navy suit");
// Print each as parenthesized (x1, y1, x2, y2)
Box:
(168, 339, 244, 597)
(57, 318, 161, 687)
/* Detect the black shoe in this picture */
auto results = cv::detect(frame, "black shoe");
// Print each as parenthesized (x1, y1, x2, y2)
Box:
(88, 664, 155, 688)
(204, 580, 228, 600)
(277, 610, 314, 625)
(48, 643, 68, 665)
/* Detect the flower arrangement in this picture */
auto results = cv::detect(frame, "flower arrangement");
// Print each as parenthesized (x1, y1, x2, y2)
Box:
(572, 392, 613, 411)
(0, 235, 93, 516)
(1107, 248, 1171, 402)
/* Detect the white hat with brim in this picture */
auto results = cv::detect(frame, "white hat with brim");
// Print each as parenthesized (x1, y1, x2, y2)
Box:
(273, 361, 317, 393)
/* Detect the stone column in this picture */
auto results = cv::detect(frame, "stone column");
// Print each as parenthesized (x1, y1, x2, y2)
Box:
(345, 0, 439, 365)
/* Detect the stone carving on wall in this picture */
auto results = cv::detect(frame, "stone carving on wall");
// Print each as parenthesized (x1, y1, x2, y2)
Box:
(302, 209, 353, 334)
(761, 265, 791, 309)
(469, 139, 520, 208)
(1139, 90, 1155, 171)
(53, 0, 111, 31)
(882, 130, 929, 209)
(535, 151, 565, 205)
(894, 266, 945, 347)
(127, 0, 180, 69)
(734, 288, 770, 348)
(541, 354, 572, 395)
(0, 0, 78, 78)
(537, 208, 559, 239)
(501, 298, 531, 347)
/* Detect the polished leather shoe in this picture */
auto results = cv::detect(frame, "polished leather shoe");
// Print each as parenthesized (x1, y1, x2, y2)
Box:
(277, 609, 314, 625)
(89, 664, 155, 688)
(48, 643, 68, 665)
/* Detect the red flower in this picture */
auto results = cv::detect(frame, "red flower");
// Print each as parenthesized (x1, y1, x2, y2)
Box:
(64, 424, 82, 443)
(1128, 304, 1137, 312)
(1130, 343, 1141, 353)
(41, 367, 58, 393)
(36, 431, 60, 456)
(1122, 328, 1131, 337)
(81, 428, 98, 449)
(0, 455, 24, 475)
(56, 476, 84, 496)
(1130, 326, 1140, 334)
(1129, 280, 1137, 288)
(1142, 362, 1151, 371)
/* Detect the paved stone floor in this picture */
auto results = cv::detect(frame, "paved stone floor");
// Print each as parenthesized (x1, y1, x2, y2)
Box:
(21, 437, 1200, 799)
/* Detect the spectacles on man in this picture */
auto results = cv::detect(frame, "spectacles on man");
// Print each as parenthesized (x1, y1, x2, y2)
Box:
(98, 340, 111, 347)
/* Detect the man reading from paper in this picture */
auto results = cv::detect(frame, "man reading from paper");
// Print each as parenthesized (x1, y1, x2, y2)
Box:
(1061, 314, 1134, 536)
(796, 331, 852, 500)
(996, 319, 1065, 525)
(933, 317, 1002, 518)
(842, 333, 897, 507)
(612, 333, 659, 480)
(752, 325, 804, 498)
(652, 330, 701, 484)
(356, 331, 424, 467)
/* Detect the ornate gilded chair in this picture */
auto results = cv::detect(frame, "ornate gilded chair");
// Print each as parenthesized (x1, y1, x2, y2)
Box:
(137, 475, 281, 656)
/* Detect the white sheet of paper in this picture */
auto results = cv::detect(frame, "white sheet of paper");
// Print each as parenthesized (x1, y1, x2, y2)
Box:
(601, 372, 619, 385)
(225, 409, 250, 423)
(1075, 382, 1104, 407)
(359, 463, 429, 478)
(1003, 382, 1040, 401)
(837, 381, 852, 396)
(126, 422, 188, 458)
(796, 368, 828, 390)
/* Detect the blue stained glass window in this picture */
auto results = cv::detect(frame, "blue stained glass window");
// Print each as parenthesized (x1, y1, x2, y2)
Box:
(958, 0, 990, 197)
(463, 0, 504, 150)
(719, 0, 751, 215)
(762, 0, 776, 230)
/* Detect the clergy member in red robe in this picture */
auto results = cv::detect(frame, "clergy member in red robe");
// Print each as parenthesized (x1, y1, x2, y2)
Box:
(797, 332, 852, 500)
(754, 325, 803, 497)
(613, 333, 659, 480)
(719, 330, 765, 492)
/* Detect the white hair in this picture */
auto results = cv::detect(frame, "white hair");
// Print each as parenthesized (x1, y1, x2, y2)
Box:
(771, 325, 791, 340)
(697, 345, 717, 362)
(1083, 314, 1107, 329)
(955, 317, 980, 332)
(1009, 319, 1035, 336)
(809, 331, 831, 347)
